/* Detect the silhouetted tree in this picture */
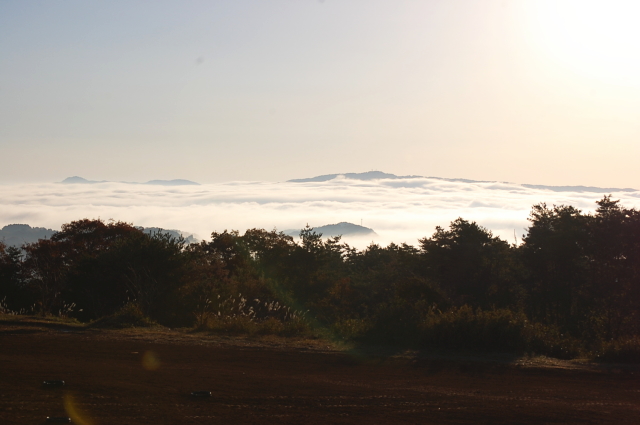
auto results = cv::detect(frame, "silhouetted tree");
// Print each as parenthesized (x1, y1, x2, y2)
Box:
(22, 219, 144, 316)
(68, 230, 188, 323)
(0, 242, 31, 311)
(586, 196, 640, 339)
(420, 218, 522, 309)
(520, 204, 590, 333)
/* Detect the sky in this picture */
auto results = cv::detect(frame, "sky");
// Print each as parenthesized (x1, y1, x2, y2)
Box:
(1, 0, 639, 187)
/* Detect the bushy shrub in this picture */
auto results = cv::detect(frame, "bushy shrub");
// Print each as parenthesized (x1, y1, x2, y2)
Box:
(279, 316, 314, 337)
(330, 318, 372, 341)
(201, 315, 313, 337)
(89, 302, 158, 329)
(196, 295, 314, 337)
(597, 337, 640, 363)
(355, 298, 427, 345)
(204, 315, 256, 334)
(420, 306, 583, 358)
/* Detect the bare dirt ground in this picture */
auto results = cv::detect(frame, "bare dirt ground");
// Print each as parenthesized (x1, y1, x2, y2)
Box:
(1, 316, 639, 424)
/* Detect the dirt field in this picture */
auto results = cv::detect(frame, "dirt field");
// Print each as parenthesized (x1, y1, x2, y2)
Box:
(1, 317, 638, 424)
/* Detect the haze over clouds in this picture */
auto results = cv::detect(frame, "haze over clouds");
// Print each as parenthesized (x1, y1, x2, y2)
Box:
(1, 176, 638, 248)
(0, 1, 638, 187)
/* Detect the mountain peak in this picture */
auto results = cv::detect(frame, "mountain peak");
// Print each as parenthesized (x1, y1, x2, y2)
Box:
(288, 171, 421, 183)
(61, 176, 100, 184)
(284, 222, 377, 238)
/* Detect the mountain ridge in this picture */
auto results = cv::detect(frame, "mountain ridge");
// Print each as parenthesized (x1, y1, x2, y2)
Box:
(60, 176, 200, 186)
(288, 171, 637, 193)
(283, 222, 377, 239)
(0, 224, 199, 247)
(288, 171, 422, 183)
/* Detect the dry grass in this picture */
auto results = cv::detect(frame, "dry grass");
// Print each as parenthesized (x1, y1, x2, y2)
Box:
(88, 302, 160, 329)
(194, 294, 313, 337)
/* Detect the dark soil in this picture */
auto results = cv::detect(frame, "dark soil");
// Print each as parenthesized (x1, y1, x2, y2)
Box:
(1, 317, 638, 424)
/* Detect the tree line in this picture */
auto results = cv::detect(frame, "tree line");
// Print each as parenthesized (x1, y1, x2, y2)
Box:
(1, 196, 639, 360)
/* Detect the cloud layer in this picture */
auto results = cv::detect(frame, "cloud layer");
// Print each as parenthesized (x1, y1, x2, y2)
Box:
(1, 178, 638, 248)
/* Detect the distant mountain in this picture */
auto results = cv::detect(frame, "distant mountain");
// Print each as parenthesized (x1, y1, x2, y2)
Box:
(60, 177, 200, 186)
(284, 222, 377, 239)
(144, 179, 200, 186)
(521, 184, 637, 193)
(0, 224, 199, 247)
(288, 171, 637, 193)
(288, 171, 494, 184)
(0, 224, 56, 247)
(61, 176, 107, 184)
(140, 227, 200, 244)
(288, 171, 422, 183)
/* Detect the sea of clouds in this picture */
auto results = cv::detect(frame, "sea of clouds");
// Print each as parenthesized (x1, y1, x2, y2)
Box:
(1, 177, 638, 248)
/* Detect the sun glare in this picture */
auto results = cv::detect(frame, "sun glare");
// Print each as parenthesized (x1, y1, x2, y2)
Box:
(526, 0, 640, 87)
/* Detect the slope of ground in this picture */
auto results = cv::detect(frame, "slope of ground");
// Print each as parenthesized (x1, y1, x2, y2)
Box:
(0, 316, 638, 424)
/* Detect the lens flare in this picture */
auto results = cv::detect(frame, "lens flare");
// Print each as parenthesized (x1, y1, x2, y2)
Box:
(63, 392, 93, 425)
(142, 350, 161, 371)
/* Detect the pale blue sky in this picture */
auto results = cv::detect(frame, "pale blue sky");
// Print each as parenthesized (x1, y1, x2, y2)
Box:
(1, 0, 639, 186)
